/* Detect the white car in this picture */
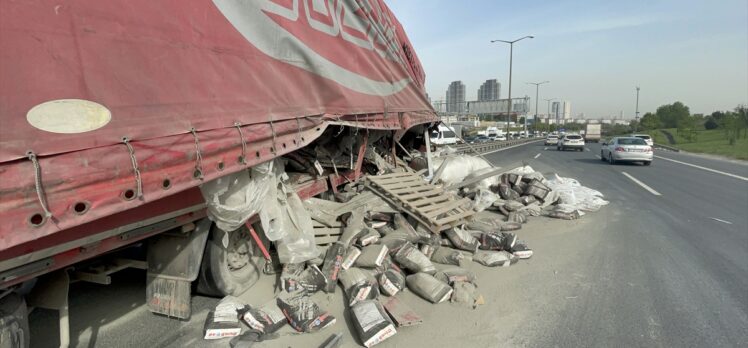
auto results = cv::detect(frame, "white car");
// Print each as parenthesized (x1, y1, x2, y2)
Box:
(630, 134, 653, 146)
(600, 137, 653, 165)
(544, 134, 558, 146)
(557, 134, 585, 151)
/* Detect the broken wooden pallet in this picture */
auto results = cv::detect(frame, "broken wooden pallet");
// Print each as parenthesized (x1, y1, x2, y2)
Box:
(313, 220, 342, 246)
(365, 172, 475, 233)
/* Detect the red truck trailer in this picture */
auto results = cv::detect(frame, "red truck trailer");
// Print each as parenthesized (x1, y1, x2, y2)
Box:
(0, 1, 437, 346)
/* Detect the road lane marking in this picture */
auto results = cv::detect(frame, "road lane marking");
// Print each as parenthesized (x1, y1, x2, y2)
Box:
(709, 217, 733, 225)
(534, 153, 541, 159)
(621, 172, 662, 196)
(654, 155, 748, 182)
(585, 148, 590, 152)
(594, 155, 601, 159)
(543, 147, 548, 151)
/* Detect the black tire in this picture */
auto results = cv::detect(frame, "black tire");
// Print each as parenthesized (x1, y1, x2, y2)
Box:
(643, 161, 652, 166)
(608, 154, 615, 165)
(196, 225, 261, 297)
(600, 151, 606, 161)
(0, 293, 30, 348)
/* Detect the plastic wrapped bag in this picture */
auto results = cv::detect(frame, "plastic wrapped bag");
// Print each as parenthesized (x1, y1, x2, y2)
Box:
(433, 155, 492, 185)
(274, 183, 320, 264)
(472, 189, 501, 212)
(546, 174, 609, 212)
(200, 159, 281, 235)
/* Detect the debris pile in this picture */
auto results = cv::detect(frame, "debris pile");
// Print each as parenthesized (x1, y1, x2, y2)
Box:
(200, 149, 608, 347)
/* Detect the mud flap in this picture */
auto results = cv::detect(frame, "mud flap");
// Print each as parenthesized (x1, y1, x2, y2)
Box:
(146, 218, 211, 319)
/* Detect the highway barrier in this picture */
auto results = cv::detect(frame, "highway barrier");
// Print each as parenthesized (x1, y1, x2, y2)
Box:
(654, 143, 680, 152)
(446, 138, 543, 156)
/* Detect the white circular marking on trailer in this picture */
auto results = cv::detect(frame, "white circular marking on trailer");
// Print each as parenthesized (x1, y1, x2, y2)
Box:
(27, 99, 111, 134)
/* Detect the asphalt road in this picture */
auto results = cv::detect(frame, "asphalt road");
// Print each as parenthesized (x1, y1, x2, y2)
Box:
(28, 141, 748, 347)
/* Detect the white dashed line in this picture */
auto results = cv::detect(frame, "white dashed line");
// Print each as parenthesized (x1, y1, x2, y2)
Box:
(621, 172, 662, 196)
(543, 147, 548, 151)
(594, 155, 601, 159)
(709, 217, 733, 225)
(654, 155, 748, 182)
(585, 148, 590, 152)
(534, 153, 541, 159)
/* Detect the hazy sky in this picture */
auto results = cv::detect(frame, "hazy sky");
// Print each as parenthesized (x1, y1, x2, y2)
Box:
(388, 0, 748, 118)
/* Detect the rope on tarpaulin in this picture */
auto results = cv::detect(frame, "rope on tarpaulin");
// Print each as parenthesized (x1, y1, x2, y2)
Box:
(233, 122, 248, 165)
(189, 128, 204, 180)
(121, 137, 143, 199)
(26, 150, 53, 219)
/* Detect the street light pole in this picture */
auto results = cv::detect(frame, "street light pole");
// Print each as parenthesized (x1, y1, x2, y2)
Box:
(635, 86, 640, 132)
(491, 35, 534, 136)
(527, 81, 549, 134)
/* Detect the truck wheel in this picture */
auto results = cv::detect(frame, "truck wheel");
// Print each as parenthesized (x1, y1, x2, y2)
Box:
(600, 151, 606, 161)
(0, 293, 29, 348)
(196, 225, 260, 297)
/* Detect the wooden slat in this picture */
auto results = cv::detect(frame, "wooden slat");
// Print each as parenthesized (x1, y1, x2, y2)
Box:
(434, 209, 475, 225)
(418, 197, 465, 213)
(389, 185, 434, 195)
(369, 172, 414, 180)
(370, 175, 423, 185)
(399, 189, 444, 200)
(381, 179, 428, 191)
(409, 195, 452, 207)
(422, 198, 471, 218)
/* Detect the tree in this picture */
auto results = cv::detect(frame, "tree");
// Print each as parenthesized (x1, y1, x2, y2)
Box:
(704, 117, 719, 130)
(640, 112, 660, 130)
(656, 102, 690, 128)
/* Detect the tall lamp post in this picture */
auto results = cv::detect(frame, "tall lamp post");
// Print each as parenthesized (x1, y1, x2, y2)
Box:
(491, 35, 534, 135)
(527, 81, 549, 134)
(635, 86, 640, 132)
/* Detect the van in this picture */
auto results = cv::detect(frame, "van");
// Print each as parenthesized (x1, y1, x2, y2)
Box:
(430, 125, 458, 145)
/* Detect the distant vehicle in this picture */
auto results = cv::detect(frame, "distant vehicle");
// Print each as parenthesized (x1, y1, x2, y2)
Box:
(475, 135, 491, 143)
(430, 125, 457, 145)
(463, 135, 478, 144)
(557, 134, 585, 151)
(600, 137, 653, 165)
(585, 124, 601, 143)
(545, 134, 559, 145)
(630, 133, 653, 146)
(494, 134, 507, 141)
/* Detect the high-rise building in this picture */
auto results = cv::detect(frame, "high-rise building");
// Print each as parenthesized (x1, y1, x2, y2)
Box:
(445, 81, 466, 113)
(563, 101, 572, 119)
(477, 79, 500, 101)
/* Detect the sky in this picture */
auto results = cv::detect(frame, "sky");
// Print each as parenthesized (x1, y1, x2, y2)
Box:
(388, 0, 748, 118)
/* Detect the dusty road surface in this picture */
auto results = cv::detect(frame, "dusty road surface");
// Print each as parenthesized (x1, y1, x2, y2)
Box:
(29, 141, 748, 347)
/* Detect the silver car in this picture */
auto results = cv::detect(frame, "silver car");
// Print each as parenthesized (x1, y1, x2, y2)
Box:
(600, 137, 653, 165)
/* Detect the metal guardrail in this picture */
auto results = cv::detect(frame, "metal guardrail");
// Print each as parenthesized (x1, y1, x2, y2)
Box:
(654, 143, 680, 152)
(444, 138, 542, 156)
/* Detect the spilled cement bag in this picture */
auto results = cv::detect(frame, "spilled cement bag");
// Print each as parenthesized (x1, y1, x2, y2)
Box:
(200, 159, 281, 236)
(506, 211, 527, 224)
(434, 266, 476, 285)
(276, 292, 336, 333)
(406, 273, 453, 304)
(451, 281, 480, 308)
(393, 214, 430, 243)
(355, 228, 381, 247)
(500, 222, 522, 231)
(473, 250, 516, 267)
(430, 246, 469, 266)
(321, 243, 345, 293)
(394, 242, 436, 274)
(444, 226, 479, 252)
(355, 245, 389, 268)
(378, 268, 406, 296)
(339, 268, 378, 306)
(351, 300, 397, 347)
(547, 210, 580, 220)
(503, 200, 525, 211)
(341, 246, 362, 270)
(379, 234, 409, 256)
(498, 183, 520, 200)
(239, 300, 286, 334)
(519, 195, 537, 205)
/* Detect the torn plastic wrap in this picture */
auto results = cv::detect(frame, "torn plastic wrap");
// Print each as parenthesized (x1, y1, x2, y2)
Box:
(200, 159, 282, 235)
(274, 182, 320, 264)
(545, 174, 609, 212)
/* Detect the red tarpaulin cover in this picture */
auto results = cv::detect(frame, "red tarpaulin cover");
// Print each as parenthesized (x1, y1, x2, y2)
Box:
(0, 0, 436, 254)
